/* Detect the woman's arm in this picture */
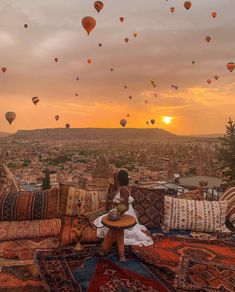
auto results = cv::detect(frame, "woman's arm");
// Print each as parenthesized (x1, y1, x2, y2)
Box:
(119, 187, 129, 211)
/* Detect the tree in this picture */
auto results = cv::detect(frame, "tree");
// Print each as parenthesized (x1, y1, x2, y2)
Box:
(42, 170, 51, 190)
(217, 118, 235, 182)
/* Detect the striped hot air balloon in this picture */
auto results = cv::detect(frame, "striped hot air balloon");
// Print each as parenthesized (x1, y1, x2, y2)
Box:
(32, 96, 39, 105)
(227, 62, 235, 72)
(5, 112, 16, 125)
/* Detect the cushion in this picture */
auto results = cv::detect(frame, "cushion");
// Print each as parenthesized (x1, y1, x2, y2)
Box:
(178, 189, 204, 200)
(84, 207, 107, 224)
(0, 218, 61, 242)
(0, 189, 60, 221)
(60, 216, 100, 246)
(59, 184, 108, 216)
(164, 196, 229, 233)
(220, 186, 235, 227)
(131, 187, 165, 228)
(0, 163, 19, 197)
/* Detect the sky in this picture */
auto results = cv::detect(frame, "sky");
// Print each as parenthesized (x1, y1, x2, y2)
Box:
(0, 0, 234, 135)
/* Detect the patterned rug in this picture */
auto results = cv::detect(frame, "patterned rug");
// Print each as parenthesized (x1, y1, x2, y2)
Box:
(177, 256, 235, 291)
(132, 234, 235, 287)
(0, 261, 44, 292)
(34, 245, 174, 292)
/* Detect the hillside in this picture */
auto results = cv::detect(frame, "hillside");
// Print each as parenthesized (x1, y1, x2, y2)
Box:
(9, 128, 180, 141)
(0, 132, 11, 137)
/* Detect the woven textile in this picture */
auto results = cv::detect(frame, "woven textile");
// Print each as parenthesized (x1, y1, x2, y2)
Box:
(84, 207, 107, 224)
(132, 235, 235, 273)
(59, 184, 107, 216)
(60, 216, 100, 246)
(177, 256, 235, 291)
(0, 218, 61, 242)
(164, 196, 229, 232)
(220, 186, 235, 227)
(0, 189, 60, 221)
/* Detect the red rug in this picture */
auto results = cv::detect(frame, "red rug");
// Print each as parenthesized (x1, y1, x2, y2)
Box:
(132, 235, 235, 273)
(88, 258, 169, 291)
(177, 256, 235, 291)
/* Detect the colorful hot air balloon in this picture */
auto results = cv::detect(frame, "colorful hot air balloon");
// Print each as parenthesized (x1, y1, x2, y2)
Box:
(55, 115, 59, 121)
(32, 96, 39, 105)
(87, 59, 92, 64)
(211, 12, 217, 18)
(133, 32, 138, 38)
(150, 119, 155, 125)
(5, 112, 16, 125)
(120, 119, 127, 127)
(207, 79, 212, 84)
(184, 1, 192, 10)
(170, 7, 175, 13)
(227, 62, 235, 72)
(120, 17, 124, 22)
(124, 38, 129, 43)
(82, 16, 96, 35)
(94, 1, 104, 13)
(128, 96, 132, 100)
(214, 74, 219, 80)
(54, 58, 59, 62)
(205, 35, 212, 43)
(65, 123, 70, 128)
(1, 67, 7, 73)
(24, 24, 28, 28)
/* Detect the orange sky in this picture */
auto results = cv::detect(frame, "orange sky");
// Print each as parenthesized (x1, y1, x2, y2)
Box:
(0, 0, 234, 135)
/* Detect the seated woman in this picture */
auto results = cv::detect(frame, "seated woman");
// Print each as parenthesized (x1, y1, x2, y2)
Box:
(93, 170, 153, 249)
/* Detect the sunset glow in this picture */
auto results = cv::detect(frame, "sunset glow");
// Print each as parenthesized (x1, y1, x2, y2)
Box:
(162, 116, 173, 125)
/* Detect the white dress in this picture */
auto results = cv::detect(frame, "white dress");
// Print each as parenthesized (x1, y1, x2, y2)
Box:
(93, 188, 153, 246)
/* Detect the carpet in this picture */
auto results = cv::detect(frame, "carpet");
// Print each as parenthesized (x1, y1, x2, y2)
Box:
(0, 261, 44, 292)
(35, 245, 174, 292)
(177, 256, 235, 291)
(132, 234, 235, 272)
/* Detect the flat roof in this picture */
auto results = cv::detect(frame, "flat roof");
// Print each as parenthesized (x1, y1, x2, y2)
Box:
(179, 176, 222, 188)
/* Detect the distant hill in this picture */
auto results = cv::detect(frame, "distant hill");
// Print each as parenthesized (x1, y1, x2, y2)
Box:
(9, 128, 179, 141)
(189, 134, 223, 138)
(7, 128, 217, 142)
(0, 132, 11, 137)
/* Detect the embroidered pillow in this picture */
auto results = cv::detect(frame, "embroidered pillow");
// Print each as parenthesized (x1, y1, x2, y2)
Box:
(164, 196, 229, 233)
(220, 186, 235, 227)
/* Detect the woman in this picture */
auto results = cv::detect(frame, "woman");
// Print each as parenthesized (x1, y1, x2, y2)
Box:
(93, 170, 153, 247)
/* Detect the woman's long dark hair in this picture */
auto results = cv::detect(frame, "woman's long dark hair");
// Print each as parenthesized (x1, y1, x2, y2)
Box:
(117, 170, 129, 186)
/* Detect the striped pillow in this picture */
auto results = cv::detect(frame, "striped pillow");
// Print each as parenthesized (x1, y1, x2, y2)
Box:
(164, 196, 229, 233)
(220, 187, 235, 227)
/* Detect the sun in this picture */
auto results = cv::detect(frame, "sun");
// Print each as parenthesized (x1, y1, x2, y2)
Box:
(163, 116, 173, 125)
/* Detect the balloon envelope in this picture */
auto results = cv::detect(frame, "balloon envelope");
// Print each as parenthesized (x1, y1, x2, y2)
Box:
(120, 119, 127, 127)
(54, 58, 58, 62)
(94, 1, 104, 13)
(82, 16, 96, 35)
(150, 119, 155, 125)
(5, 112, 16, 125)
(87, 59, 92, 64)
(1, 67, 7, 73)
(32, 96, 39, 105)
(120, 17, 124, 22)
(184, 1, 192, 10)
(55, 115, 59, 121)
(205, 35, 211, 43)
(170, 7, 175, 13)
(227, 62, 235, 72)
(212, 12, 217, 18)
(24, 24, 28, 28)
(65, 123, 70, 128)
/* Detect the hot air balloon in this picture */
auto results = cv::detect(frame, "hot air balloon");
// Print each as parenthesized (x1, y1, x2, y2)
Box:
(75, 93, 78, 96)
(87, 59, 92, 64)
(82, 16, 96, 35)
(170, 7, 175, 13)
(145, 100, 148, 104)
(150, 119, 155, 125)
(227, 62, 235, 72)
(146, 121, 149, 125)
(184, 1, 192, 10)
(126, 114, 130, 118)
(5, 112, 16, 125)
(24, 24, 28, 28)
(154, 93, 158, 98)
(128, 95, 132, 100)
(207, 79, 212, 84)
(54, 57, 59, 62)
(98, 43, 102, 47)
(94, 1, 104, 13)
(76, 77, 79, 81)
(214, 74, 219, 80)
(133, 32, 138, 38)
(124, 85, 128, 89)
(32, 96, 39, 105)
(205, 35, 212, 43)
(192, 60, 195, 64)
(211, 12, 217, 18)
(120, 17, 124, 22)
(151, 80, 156, 88)
(2, 67, 7, 73)
(110, 68, 114, 72)
(66, 123, 70, 128)
(55, 115, 59, 121)
(124, 38, 129, 43)
(120, 119, 127, 127)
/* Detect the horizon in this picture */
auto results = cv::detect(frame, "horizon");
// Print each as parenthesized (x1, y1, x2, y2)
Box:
(0, 0, 234, 135)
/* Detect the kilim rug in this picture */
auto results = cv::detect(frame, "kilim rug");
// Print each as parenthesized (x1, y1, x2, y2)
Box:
(177, 256, 235, 291)
(34, 245, 175, 292)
